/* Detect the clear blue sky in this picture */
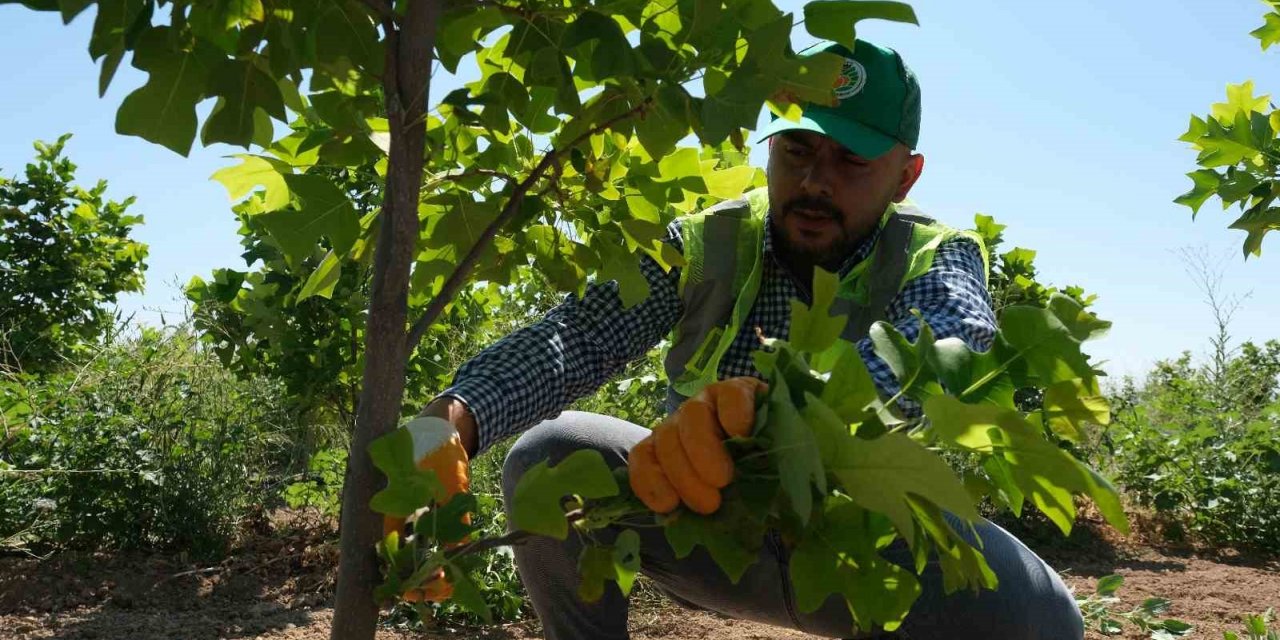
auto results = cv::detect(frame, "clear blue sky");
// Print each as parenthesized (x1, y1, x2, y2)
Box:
(2, 1, 1278, 382)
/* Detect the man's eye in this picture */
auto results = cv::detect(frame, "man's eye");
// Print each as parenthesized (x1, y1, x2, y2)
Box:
(843, 155, 869, 166)
(787, 144, 812, 156)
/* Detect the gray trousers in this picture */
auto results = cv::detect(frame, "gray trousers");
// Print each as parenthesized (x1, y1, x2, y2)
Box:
(501, 412, 1084, 640)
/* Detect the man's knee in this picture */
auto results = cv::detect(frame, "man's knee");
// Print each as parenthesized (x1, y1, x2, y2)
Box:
(500, 411, 635, 501)
(503, 416, 577, 494)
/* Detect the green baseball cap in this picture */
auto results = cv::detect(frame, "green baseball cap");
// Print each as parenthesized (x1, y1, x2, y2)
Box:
(758, 40, 921, 160)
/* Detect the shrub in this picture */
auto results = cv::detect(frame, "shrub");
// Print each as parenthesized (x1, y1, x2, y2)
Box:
(1104, 347, 1280, 552)
(0, 326, 302, 558)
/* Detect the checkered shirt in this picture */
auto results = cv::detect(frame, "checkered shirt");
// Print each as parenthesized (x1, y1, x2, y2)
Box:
(442, 214, 997, 455)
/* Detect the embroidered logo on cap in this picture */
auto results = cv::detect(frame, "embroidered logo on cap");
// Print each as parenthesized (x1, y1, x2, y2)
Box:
(833, 58, 867, 101)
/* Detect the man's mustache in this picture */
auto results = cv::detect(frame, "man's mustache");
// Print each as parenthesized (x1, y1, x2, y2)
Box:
(783, 197, 841, 220)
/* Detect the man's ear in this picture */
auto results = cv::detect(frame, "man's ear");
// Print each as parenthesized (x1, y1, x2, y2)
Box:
(893, 152, 925, 202)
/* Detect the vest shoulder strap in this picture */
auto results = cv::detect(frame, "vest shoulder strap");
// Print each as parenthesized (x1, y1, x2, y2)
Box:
(664, 192, 767, 399)
(836, 212, 919, 342)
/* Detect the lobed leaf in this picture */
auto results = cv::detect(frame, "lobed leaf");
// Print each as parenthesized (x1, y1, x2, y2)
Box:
(511, 450, 619, 540)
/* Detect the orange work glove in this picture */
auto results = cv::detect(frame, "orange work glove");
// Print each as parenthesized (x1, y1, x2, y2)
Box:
(382, 416, 471, 602)
(627, 377, 768, 515)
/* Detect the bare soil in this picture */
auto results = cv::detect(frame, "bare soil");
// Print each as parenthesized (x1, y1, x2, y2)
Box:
(3, 511, 1277, 640)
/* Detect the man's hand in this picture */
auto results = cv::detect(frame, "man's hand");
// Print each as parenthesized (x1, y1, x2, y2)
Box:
(627, 377, 768, 515)
(382, 410, 472, 602)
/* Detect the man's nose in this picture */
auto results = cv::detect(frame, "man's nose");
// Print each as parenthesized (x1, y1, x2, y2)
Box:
(799, 158, 836, 199)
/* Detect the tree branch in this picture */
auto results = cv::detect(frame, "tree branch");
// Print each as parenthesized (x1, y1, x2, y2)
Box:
(405, 98, 653, 351)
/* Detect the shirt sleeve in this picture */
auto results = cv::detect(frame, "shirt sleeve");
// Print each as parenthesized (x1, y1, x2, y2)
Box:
(856, 236, 996, 416)
(441, 224, 685, 455)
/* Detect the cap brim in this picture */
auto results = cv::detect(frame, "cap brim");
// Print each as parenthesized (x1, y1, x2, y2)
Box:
(756, 109, 898, 160)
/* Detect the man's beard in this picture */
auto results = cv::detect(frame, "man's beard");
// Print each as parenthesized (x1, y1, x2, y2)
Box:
(775, 195, 863, 270)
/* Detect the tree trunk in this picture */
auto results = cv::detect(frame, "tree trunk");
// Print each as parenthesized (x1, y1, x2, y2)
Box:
(330, 2, 441, 639)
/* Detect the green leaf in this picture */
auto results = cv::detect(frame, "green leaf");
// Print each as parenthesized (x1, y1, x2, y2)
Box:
(817, 342, 882, 422)
(576, 529, 641, 602)
(1041, 377, 1109, 442)
(1095, 573, 1124, 596)
(563, 10, 634, 82)
(1253, 11, 1280, 49)
(997, 303, 1096, 386)
(88, 0, 145, 60)
(414, 492, 477, 545)
(211, 155, 293, 211)
(297, 249, 342, 301)
(577, 545, 618, 602)
(257, 174, 360, 268)
(869, 317, 944, 400)
(699, 17, 790, 144)
(789, 497, 921, 632)
(800, 391, 853, 468)
(98, 45, 125, 97)
(662, 497, 766, 583)
(924, 395, 1009, 449)
(368, 426, 441, 517)
(1046, 294, 1111, 342)
(703, 165, 757, 200)
(1217, 171, 1263, 205)
(829, 432, 979, 541)
(1197, 111, 1264, 168)
(202, 58, 288, 148)
(444, 561, 492, 623)
(1174, 169, 1221, 215)
(613, 529, 641, 596)
(635, 84, 694, 160)
(58, 0, 93, 22)
(1229, 204, 1280, 258)
(803, 1, 919, 50)
(1211, 81, 1270, 121)
(982, 456, 1024, 515)
(927, 337, 1015, 406)
(311, 0, 382, 74)
(789, 267, 848, 353)
(511, 450, 619, 539)
(594, 232, 650, 308)
(1140, 597, 1173, 616)
(115, 27, 217, 156)
(1179, 115, 1209, 144)
(922, 396, 1101, 535)
(762, 370, 826, 524)
(437, 7, 506, 73)
(656, 147, 702, 181)
(1081, 464, 1129, 535)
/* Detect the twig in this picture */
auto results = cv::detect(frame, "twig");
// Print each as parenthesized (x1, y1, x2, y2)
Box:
(422, 168, 517, 192)
(406, 98, 653, 350)
(154, 566, 222, 586)
(443, 509, 585, 560)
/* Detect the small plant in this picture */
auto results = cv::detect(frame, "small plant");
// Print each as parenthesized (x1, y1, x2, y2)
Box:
(283, 448, 347, 518)
(1076, 574, 1194, 639)
(1225, 609, 1280, 640)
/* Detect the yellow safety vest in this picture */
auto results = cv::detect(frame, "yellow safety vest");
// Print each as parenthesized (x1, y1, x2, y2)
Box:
(663, 187, 988, 410)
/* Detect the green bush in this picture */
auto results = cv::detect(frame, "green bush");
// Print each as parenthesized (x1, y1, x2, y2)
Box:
(1104, 345, 1280, 552)
(0, 135, 148, 373)
(0, 326, 304, 558)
